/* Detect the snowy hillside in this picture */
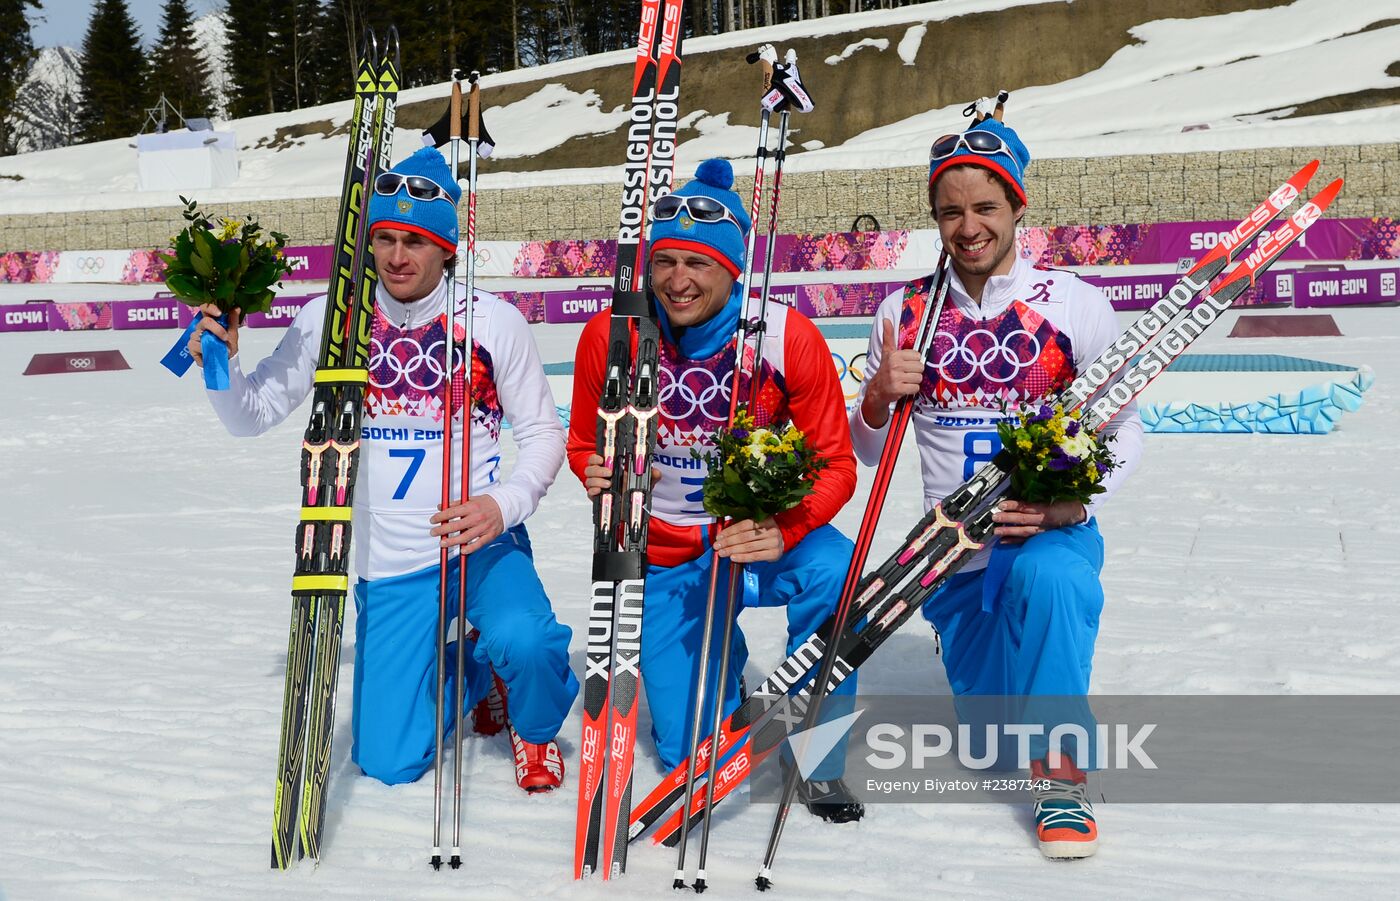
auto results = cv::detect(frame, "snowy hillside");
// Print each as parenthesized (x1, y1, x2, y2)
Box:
(0, 0, 1396, 213)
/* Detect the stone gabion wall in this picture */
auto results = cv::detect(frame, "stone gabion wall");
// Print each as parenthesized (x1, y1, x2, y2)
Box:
(2, 143, 1394, 252)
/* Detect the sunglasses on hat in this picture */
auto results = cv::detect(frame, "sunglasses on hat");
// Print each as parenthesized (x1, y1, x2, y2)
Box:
(374, 172, 454, 204)
(929, 130, 1022, 176)
(653, 194, 743, 231)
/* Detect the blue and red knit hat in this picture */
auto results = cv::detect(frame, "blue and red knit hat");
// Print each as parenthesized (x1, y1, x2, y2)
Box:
(648, 158, 753, 279)
(929, 117, 1031, 207)
(367, 146, 461, 251)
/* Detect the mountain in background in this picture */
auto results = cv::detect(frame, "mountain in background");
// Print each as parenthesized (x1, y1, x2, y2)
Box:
(8, 11, 229, 154)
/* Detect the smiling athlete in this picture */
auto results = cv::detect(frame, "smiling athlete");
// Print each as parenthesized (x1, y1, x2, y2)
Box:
(851, 112, 1144, 858)
(567, 159, 864, 822)
(188, 146, 577, 793)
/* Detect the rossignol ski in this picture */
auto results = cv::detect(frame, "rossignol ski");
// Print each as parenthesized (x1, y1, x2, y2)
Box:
(575, 0, 684, 880)
(626, 161, 1334, 856)
(271, 28, 400, 870)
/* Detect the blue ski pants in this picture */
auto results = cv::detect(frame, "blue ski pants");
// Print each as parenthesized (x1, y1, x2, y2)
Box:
(920, 518, 1106, 768)
(350, 526, 579, 785)
(640, 524, 857, 780)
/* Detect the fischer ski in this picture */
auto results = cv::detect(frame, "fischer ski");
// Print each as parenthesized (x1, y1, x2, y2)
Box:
(627, 161, 1334, 851)
(575, 0, 684, 881)
(271, 29, 399, 870)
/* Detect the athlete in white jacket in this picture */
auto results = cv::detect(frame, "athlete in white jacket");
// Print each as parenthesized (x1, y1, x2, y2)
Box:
(850, 114, 1142, 859)
(189, 146, 576, 792)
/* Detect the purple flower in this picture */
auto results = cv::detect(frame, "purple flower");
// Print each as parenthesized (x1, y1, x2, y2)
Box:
(1095, 461, 1109, 476)
(1034, 404, 1054, 422)
(732, 429, 749, 440)
(1066, 419, 1080, 437)
(1048, 454, 1075, 471)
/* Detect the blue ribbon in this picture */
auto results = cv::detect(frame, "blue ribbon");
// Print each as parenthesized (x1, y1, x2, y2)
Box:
(160, 312, 230, 390)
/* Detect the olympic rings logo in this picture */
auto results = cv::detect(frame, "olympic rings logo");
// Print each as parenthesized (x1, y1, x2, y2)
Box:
(68, 356, 95, 369)
(657, 365, 733, 421)
(367, 336, 464, 391)
(928, 328, 1041, 385)
(830, 351, 868, 401)
(74, 256, 106, 275)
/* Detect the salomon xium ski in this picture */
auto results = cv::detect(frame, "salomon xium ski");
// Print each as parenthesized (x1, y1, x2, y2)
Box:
(575, 0, 684, 881)
(626, 161, 1334, 852)
(271, 29, 399, 870)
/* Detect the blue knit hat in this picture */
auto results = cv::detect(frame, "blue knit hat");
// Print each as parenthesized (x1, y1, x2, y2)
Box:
(929, 117, 1031, 206)
(649, 158, 752, 279)
(367, 146, 461, 251)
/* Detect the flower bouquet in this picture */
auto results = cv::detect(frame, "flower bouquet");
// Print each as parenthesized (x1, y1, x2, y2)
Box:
(159, 197, 294, 389)
(695, 411, 828, 522)
(995, 403, 1116, 504)
(159, 196, 294, 316)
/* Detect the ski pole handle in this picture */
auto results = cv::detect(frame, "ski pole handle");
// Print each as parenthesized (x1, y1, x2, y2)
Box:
(450, 75, 463, 143)
(749, 43, 776, 92)
(468, 71, 481, 141)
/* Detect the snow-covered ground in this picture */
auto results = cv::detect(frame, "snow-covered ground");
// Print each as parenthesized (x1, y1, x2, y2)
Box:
(2, 0, 1397, 213)
(1, 297, 1397, 899)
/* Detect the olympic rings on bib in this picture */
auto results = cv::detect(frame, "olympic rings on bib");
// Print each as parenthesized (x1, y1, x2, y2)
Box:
(928, 328, 1041, 385)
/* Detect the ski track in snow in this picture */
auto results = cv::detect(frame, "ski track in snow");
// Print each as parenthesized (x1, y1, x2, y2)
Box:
(2, 307, 1399, 898)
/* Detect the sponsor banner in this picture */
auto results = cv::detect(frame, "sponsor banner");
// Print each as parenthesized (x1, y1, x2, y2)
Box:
(0, 302, 52, 332)
(2, 218, 1394, 286)
(48, 302, 113, 330)
(244, 295, 314, 328)
(1082, 272, 1273, 311)
(1288, 267, 1400, 308)
(541, 286, 613, 323)
(112, 298, 182, 330)
(281, 245, 333, 282)
(477, 219, 1399, 278)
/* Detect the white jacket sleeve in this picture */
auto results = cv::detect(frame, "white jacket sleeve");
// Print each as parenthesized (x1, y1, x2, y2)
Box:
(205, 296, 323, 437)
(847, 289, 905, 466)
(1068, 282, 1144, 516)
(477, 302, 565, 530)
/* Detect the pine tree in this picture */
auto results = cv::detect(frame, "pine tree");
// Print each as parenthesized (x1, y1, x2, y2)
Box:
(0, 0, 42, 155)
(225, 0, 275, 116)
(75, 0, 148, 143)
(147, 0, 215, 120)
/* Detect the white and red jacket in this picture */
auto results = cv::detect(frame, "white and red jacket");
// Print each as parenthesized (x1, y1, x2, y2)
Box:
(207, 279, 565, 581)
(850, 256, 1143, 570)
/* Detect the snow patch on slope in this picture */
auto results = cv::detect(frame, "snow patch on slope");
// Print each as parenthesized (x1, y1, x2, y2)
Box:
(825, 37, 890, 65)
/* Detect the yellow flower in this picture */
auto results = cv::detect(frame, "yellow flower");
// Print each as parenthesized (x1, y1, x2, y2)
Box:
(1017, 438, 1032, 451)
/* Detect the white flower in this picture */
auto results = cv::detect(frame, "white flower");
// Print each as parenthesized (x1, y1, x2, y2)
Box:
(1060, 431, 1094, 459)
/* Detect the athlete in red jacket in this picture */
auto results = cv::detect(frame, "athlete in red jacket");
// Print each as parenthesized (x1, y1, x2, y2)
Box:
(566, 159, 862, 822)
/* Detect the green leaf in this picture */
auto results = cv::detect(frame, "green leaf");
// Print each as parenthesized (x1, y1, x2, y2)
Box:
(165, 272, 206, 301)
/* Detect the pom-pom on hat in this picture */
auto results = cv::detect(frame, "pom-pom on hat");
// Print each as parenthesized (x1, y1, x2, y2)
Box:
(929, 117, 1031, 207)
(367, 146, 462, 252)
(649, 158, 753, 279)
